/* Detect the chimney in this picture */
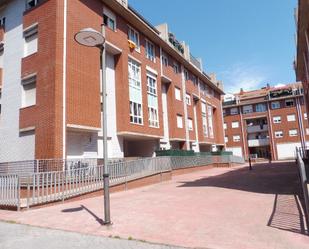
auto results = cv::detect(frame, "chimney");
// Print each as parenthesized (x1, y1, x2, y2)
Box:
(240, 88, 244, 95)
(266, 83, 270, 89)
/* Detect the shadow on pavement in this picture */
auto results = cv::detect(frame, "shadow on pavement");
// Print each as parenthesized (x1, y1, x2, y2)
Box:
(62, 205, 104, 225)
(178, 162, 308, 235)
(177, 162, 299, 195)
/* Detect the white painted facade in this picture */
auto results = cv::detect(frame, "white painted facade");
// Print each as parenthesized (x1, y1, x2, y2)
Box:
(225, 147, 243, 157)
(0, 0, 35, 162)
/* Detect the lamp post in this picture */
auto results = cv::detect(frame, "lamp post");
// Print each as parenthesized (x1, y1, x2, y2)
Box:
(74, 26, 111, 225)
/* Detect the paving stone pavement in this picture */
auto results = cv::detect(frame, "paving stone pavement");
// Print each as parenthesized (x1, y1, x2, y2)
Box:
(0, 221, 187, 249)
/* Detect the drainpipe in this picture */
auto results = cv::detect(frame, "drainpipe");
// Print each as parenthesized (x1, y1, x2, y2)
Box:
(62, 0, 68, 163)
(267, 101, 276, 160)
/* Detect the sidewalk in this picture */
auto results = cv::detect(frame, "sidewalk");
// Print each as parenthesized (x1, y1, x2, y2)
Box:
(0, 221, 185, 249)
(0, 162, 308, 249)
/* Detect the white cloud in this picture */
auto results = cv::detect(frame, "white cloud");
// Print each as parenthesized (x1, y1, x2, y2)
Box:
(218, 63, 268, 94)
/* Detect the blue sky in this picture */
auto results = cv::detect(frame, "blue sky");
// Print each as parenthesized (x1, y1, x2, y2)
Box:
(129, 0, 297, 93)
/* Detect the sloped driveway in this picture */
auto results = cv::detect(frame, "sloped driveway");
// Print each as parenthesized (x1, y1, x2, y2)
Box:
(0, 162, 308, 249)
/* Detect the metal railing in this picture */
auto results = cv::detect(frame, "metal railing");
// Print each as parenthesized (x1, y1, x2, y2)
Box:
(296, 147, 309, 226)
(0, 174, 20, 210)
(0, 155, 244, 210)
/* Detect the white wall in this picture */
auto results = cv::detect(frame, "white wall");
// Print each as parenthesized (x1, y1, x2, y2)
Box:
(97, 52, 124, 158)
(0, 0, 35, 162)
(225, 147, 243, 157)
(160, 84, 171, 150)
(67, 131, 98, 159)
(276, 142, 301, 160)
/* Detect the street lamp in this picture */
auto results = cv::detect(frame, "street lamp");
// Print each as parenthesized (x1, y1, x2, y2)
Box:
(74, 26, 111, 225)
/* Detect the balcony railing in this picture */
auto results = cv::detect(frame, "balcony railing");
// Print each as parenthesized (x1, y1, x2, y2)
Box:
(190, 53, 202, 70)
(247, 125, 268, 133)
(248, 138, 269, 147)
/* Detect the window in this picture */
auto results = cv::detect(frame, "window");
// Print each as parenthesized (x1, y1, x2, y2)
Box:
(184, 69, 189, 80)
(147, 72, 159, 127)
(208, 106, 214, 138)
(306, 128, 309, 135)
(201, 102, 208, 137)
(173, 62, 179, 74)
(233, 135, 240, 142)
(0, 17, 5, 28)
(26, 0, 40, 10)
(128, 58, 141, 88)
(128, 58, 142, 125)
(243, 105, 253, 114)
(232, 121, 239, 128)
(289, 129, 298, 136)
(103, 8, 116, 31)
(223, 123, 227, 130)
(275, 131, 283, 138)
(230, 107, 238, 115)
(130, 101, 143, 124)
(162, 52, 168, 66)
(271, 101, 280, 109)
(175, 87, 181, 101)
(191, 75, 197, 85)
(223, 109, 226, 116)
(304, 113, 307, 120)
(287, 114, 296, 122)
(147, 73, 157, 95)
(23, 24, 38, 57)
(285, 99, 294, 107)
(273, 116, 281, 124)
(256, 103, 266, 112)
(0, 43, 4, 68)
(188, 118, 193, 131)
(21, 74, 36, 107)
(128, 26, 140, 51)
(148, 107, 158, 127)
(185, 94, 191, 105)
(145, 40, 155, 62)
(177, 115, 183, 128)
(224, 136, 228, 143)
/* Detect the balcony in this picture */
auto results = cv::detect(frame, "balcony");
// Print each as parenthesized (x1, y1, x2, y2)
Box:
(190, 53, 202, 71)
(248, 138, 269, 147)
(247, 124, 268, 133)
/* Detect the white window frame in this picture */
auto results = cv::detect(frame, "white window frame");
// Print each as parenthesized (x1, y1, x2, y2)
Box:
(201, 102, 208, 137)
(130, 101, 143, 125)
(273, 116, 281, 124)
(184, 69, 189, 80)
(177, 115, 183, 128)
(306, 128, 309, 135)
(188, 118, 193, 131)
(271, 101, 280, 109)
(208, 105, 214, 138)
(175, 87, 181, 101)
(231, 121, 239, 128)
(162, 51, 168, 66)
(223, 123, 227, 130)
(128, 58, 141, 89)
(21, 74, 36, 108)
(224, 136, 228, 143)
(128, 26, 140, 52)
(103, 7, 116, 31)
(287, 114, 296, 122)
(147, 72, 159, 128)
(255, 103, 266, 112)
(289, 129, 298, 137)
(145, 39, 155, 62)
(233, 135, 241, 142)
(173, 62, 179, 74)
(230, 107, 238, 115)
(274, 131, 283, 138)
(243, 105, 253, 114)
(185, 93, 191, 105)
(304, 113, 307, 120)
(23, 23, 38, 58)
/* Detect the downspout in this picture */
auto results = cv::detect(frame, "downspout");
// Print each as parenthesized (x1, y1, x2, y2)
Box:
(62, 0, 67, 160)
(267, 101, 276, 160)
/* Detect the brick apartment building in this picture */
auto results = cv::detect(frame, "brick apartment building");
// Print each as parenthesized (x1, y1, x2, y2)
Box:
(295, 0, 309, 115)
(223, 83, 308, 160)
(0, 0, 225, 162)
